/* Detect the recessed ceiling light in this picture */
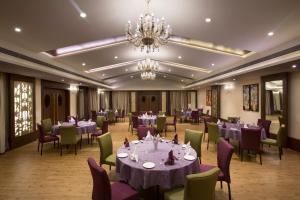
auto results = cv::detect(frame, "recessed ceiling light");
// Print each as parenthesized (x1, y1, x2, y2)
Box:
(82, 62, 86, 66)
(205, 18, 212, 23)
(178, 56, 182, 59)
(130, 75, 134, 78)
(61, 79, 64, 82)
(233, 78, 236, 81)
(181, 79, 184, 82)
(125, 68, 128, 72)
(163, 75, 167, 78)
(80, 12, 87, 18)
(292, 64, 297, 68)
(191, 74, 194, 77)
(14, 27, 21, 32)
(114, 56, 118, 59)
(268, 31, 274, 36)
(211, 63, 215, 66)
(102, 74, 105, 76)
(79, 83, 82, 85)
(168, 68, 171, 72)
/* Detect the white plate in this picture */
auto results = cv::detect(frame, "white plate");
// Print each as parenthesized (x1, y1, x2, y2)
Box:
(132, 140, 139, 144)
(184, 155, 196, 161)
(143, 162, 155, 169)
(117, 153, 128, 158)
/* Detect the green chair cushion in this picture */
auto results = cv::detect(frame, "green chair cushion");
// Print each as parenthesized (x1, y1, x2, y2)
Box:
(184, 129, 203, 158)
(97, 132, 113, 165)
(261, 138, 277, 146)
(104, 153, 116, 166)
(164, 188, 184, 200)
(41, 118, 52, 134)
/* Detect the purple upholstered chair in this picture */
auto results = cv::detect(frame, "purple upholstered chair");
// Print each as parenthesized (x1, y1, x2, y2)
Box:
(200, 138, 234, 200)
(203, 116, 212, 141)
(131, 115, 139, 133)
(240, 128, 263, 165)
(257, 119, 272, 138)
(191, 110, 200, 123)
(91, 120, 109, 144)
(37, 123, 59, 156)
(137, 125, 155, 140)
(165, 115, 177, 132)
(87, 157, 139, 200)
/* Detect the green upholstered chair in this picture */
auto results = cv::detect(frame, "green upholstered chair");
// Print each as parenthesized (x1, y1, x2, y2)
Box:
(207, 122, 220, 150)
(59, 126, 81, 156)
(128, 113, 133, 132)
(261, 124, 285, 160)
(184, 129, 203, 163)
(41, 118, 53, 135)
(159, 111, 165, 116)
(175, 110, 184, 123)
(97, 132, 116, 170)
(107, 111, 116, 124)
(154, 116, 166, 136)
(96, 116, 105, 131)
(164, 167, 220, 200)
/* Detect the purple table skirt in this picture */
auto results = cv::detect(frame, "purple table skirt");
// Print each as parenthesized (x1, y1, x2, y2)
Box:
(116, 140, 200, 190)
(218, 123, 266, 141)
(52, 121, 96, 135)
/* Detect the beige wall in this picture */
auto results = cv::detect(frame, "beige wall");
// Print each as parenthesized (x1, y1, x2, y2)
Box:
(197, 87, 211, 114)
(35, 79, 41, 124)
(131, 92, 136, 112)
(161, 91, 166, 112)
(70, 90, 77, 116)
(289, 71, 300, 139)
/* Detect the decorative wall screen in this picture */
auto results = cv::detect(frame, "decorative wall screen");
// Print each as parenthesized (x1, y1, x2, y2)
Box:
(14, 81, 34, 137)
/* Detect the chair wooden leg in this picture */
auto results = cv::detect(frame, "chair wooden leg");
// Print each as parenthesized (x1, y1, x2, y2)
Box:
(227, 182, 232, 200)
(53, 141, 55, 148)
(109, 165, 111, 170)
(241, 150, 243, 161)
(37, 142, 40, 152)
(60, 145, 63, 156)
(220, 181, 223, 189)
(75, 144, 77, 155)
(259, 153, 262, 165)
(40, 143, 43, 156)
(207, 139, 209, 150)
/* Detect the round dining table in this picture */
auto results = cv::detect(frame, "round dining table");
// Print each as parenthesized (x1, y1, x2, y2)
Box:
(116, 140, 200, 190)
(51, 121, 97, 135)
(218, 122, 267, 141)
(138, 115, 157, 126)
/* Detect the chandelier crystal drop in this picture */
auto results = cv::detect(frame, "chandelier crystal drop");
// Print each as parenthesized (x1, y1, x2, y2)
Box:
(126, 0, 172, 53)
(138, 58, 159, 80)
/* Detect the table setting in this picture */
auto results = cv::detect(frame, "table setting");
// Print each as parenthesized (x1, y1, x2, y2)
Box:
(138, 113, 157, 125)
(51, 119, 97, 135)
(116, 134, 200, 190)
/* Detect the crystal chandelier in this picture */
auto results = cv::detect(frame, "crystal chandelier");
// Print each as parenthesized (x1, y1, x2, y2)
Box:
(138, 58, 159, 80)
(126, 0, 171, 53)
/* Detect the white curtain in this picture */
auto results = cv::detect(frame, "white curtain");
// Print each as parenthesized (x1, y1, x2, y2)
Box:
(170, 91, 188, 115)
(100, 92, 110, 110)
(265, 90, 271, 115)
(112, 91, 130, 114)
(88, 88, 99, 112)
(0, 73, 8, 153)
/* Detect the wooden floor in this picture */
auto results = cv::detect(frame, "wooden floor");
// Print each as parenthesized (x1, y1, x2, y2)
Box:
(1, 119, 300, 200)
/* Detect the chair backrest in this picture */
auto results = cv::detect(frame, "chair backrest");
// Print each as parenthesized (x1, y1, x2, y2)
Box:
(97, 132, 113, 165)
(207, 122, 219, 143)
(206, 110, 210, 115)
(217, 139, 234, 183)
(137, 126, 155, 140)
(172, 115, 177, 124)
(156, 116, 166, 132)
(175, 110, 182, 119)
(184, 129, 203, 158)
(101, 120, 109, 134)
(191, 110, 199, 119)
(277, 124, 285, 147)
(121, 110, 125, 117)
(184, 167, 220, 200)
(158, 111, 165, 116)
(132, 115, 139, 128)
(37, 123, 45, 141)
(91, 110, 97, 121)
(96, 116, 106, 128)
(41, 118, 52, 133)
(59, 126, 77, 145)
(128, 113, 132, 124)
(240, 128, 261, 151)
(107, 111, 115, 121)
(278, 116, 284, 127)
(204, 117, 212, 133)
(257, 119, 271, 137)
(87, 157, 111, 200)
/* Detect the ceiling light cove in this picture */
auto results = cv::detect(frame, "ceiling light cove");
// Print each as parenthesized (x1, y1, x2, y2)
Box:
(169, 36, 254, 58)
(159, 60, 211, 73)
(84, 59, 142, 73)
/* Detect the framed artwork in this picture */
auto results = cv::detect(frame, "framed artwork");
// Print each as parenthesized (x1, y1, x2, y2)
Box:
(243, 84, 259, 112)
(243, 85, 250, 111)
(206, 89, 212, 106)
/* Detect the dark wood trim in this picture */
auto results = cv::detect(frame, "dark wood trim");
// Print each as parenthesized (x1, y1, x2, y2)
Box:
(288, 137, 300, 152)
(261, 72, 288, 147)
(109, 91, 113, 110)
(166, 91, 171, 115)
(9, 74, 36, 149)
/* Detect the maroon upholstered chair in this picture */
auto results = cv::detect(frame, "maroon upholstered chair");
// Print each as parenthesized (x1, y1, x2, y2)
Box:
(203, 117, 212, 141)
(137, 125, 155, 140)
(165, 115, 177, 132)
(91, 120, 109, 144)
(87, 157, 139, 200)
(257, 119, 272, 138)
(37, 123, 59, 156)
(240, 128, 263, 165)
(200, 138, 234, 200)
(191, 110, 200, 123)
(131, 115, 139, 133)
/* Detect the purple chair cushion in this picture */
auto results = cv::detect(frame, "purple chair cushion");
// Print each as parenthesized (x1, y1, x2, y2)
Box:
(37, 123, 59, 143)
(91, 130, 103, 137)
(241, 128, 262, 152)
(137, 126, 155, 140)
(257, 119, 271, 137)
(200, 164, 225, 181)
(111, 182, 139, 200)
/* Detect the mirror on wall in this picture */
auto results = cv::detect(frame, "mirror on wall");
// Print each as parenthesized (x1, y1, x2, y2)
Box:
(265, 80, 283, 134)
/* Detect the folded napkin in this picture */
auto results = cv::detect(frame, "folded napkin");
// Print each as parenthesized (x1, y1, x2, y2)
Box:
(115, 109, 118, 113)
(124, 138, 130, 147)
(173, 134, 178, 144)
(70, 117, 75, 123)
(130, 147, 138, 162)
(244, 124, 248, 128)
(88, 119, 92, 122)
(165, 150, 176, 165)
(185, 141, 191, 148)
(185, 147, 191, 156)
(217, 119, 221, 125)
(100, 110, 103, 112)
(57, 121, 61, 126)
(145, 131, 153, 140)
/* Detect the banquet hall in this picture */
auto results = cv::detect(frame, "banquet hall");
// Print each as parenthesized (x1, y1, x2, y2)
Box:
(1, 0, 300, 199)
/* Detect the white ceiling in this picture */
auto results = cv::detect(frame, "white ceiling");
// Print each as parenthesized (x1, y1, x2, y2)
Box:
(0, 0, 300, 89)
